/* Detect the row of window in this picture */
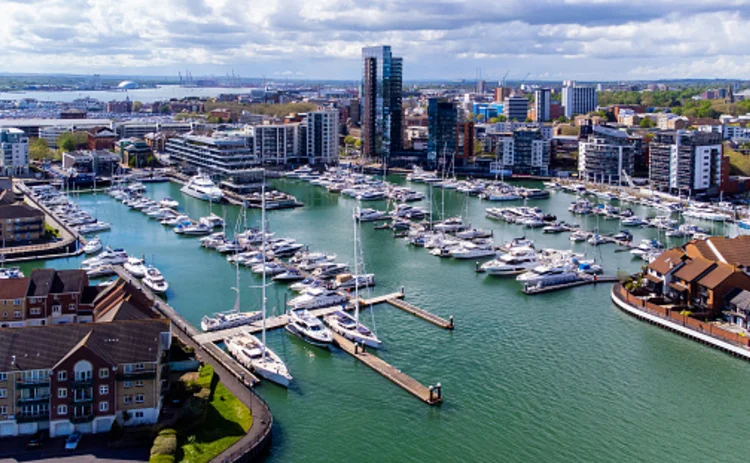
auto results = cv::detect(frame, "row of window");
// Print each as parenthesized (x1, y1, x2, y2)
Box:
(57, 367, 108, 382)
(123, 394, 145, 404)
(57, 402, 109, 415)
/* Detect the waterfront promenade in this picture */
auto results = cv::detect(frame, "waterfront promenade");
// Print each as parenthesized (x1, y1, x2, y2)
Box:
(611, 284, 750, 361)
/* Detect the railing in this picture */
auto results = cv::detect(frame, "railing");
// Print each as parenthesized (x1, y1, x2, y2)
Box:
(16, 379, 50, 388)
(70, 414, 95, 424)
(69, 378, 93, 388)
(214, 390, 274, 463)
(614, 284, 750, 350)
(72, 395, 94, 404)
(17, 394, 50, 404)
(16, 412, 49, 423)
(116, 370, 156, 381)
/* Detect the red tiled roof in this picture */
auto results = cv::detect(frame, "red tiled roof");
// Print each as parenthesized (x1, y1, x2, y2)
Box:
(673, 257, 716, 283)
(0, 278, 29, 300)
(648, 249, 686, 275)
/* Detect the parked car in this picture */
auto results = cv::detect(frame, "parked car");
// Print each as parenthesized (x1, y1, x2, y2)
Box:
(26, 430, 47, 449)
(65, 431, 82, 451)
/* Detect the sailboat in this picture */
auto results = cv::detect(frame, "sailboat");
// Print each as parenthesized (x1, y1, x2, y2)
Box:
(224, 183, 292, 386)
(324, 207, 382, 348)
(200, 260, 262, 332)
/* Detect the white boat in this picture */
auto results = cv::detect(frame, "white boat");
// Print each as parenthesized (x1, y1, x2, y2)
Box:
(312, 263, 350, 279)
(355, 207, 388, 222)
(181, 173, 224, 202)
(123, 257, 148, 278)
(82, 247, 128, 266)
(0, 267, 24, 279)
(285, 309, 334, 347)
(516, 266, 579, 286)
(143, 266, 169, 294)
(587, 234, 606, 246)
(621, 216, 645, 227)
(175, 222, 212, 235)
(82, 237, 102, 254)
(159, 197, 179, 208)
(288, 287, 347, 310)
(78, 222, 111, 234)
(569, 230, 588, 242)
(450, 243, 496, 259)
(273, 268, 305, 282)
(333, 273, 376, 289)
(434, 217, 468, 233)
(84, 264, 116, 278)
(250, 262, 286, 275)
(200, 213, 225, 229)
(225, 332, 292, 386)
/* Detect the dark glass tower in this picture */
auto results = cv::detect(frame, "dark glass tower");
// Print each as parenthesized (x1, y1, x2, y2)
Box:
(427, 98, 457, 166)
(361, 46, 403, 162)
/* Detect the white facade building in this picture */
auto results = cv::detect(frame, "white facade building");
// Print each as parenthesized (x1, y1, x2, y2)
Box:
(305, 110, 339, 165)
(0, 128, 29, 176)
(562, 82, 597, 118)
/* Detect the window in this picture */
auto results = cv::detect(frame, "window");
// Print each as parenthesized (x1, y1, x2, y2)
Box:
(57, 405, 67, 415)
(58, 370, 67, 381)
(58, 388, 67, 398)
(135, 380, 144, 388)
(68, 304, 75, 311)
(0, 372, 6, 381)
(134, 411, 144, 418)
(0, 388, 6, 398)
(123, 395, 132, 405)
(99, 368, 109, 379)
(52, 305, 61, 315)
(0, 405, 7, 415)
(135, 363, 144, 371)
(30, 308, 41, 315)
(99, 385, 109, 395)
(99, 402, 109, 412)
(13, 311, 20, 319)
(135, 394, 144, 404)
(124, 381, 133, 388)
(13, 299, 20, 306)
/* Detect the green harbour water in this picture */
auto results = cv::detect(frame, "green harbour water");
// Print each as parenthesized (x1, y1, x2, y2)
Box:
(23, 177, 750, 462)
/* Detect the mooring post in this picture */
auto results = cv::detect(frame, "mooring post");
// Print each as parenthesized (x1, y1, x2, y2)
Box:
(449, 315, 454, 330)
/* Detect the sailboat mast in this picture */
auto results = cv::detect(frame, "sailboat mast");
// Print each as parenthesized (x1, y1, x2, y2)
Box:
(353, 206, 360, 326)
(261, 182, 267, 358)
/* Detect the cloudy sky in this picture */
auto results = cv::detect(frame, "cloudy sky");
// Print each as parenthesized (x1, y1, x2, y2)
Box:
(2, 0, 750, 81)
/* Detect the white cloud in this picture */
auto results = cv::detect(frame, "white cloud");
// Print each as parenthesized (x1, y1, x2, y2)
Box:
(1, 0, 750, 79)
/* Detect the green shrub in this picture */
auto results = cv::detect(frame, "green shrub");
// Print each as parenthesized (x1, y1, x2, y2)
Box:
(150, 428, 177, 459)
(148, 455, 175, 463)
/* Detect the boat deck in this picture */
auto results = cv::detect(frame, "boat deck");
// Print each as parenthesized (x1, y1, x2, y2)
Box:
(332, 332, 442, 405)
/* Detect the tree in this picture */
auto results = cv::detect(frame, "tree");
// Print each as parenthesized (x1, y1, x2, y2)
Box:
(29, 138, 53, 160)
(160, 105, 171, 114)
(556, 116, 569, 123)
(639, 118, 657, 128)
(525, 117, 533, 123)
(132, 101, 143, 112)
(56, 131, 88, 153)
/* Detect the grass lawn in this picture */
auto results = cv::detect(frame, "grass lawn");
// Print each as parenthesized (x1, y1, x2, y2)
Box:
(177, 366, 253, 463)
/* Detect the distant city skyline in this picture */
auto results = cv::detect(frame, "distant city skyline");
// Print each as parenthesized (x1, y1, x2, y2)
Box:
(2, 1, 750, 80)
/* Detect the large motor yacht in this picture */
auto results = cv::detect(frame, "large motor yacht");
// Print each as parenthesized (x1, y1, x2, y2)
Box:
(180, 173, 224, 202)
(287, 287, 347, 310)
(285, 309, 334, 347)
(225, 332, 293, 386)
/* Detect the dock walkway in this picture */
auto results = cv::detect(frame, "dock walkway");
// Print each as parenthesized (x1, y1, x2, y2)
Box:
(332, 333, 442, 405)
(522, 275, 619, 295)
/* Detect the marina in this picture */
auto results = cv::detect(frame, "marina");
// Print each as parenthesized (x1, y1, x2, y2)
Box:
(13, 174, 750, 462)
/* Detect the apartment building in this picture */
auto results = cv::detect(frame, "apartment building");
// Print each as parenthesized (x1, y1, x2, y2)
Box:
(305, 110, 339, 165)
(0, 128, 29, 176)
(533, 89, 551, 122)
(578, 125, 641, 184)
(361, 45, 403, 160)
(492, 127, 550, 175)
(0, 204, 45, 246)
(649, 131, 723, 194)
(503, 96, 529, 121)
(254, 125, 297, 165)
(562, 82, 597, 118)
(0, 318, 170, 437)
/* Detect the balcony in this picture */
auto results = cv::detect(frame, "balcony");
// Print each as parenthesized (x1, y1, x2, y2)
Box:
(72, 396, 94, 405)
(70, 414, 95, 424)
(16, 379, 50, 389)
(17, 394, 51, 404)
(70, 378, 93, 388)
(15, 412, 49, 423)
(116, 370, 156, 381)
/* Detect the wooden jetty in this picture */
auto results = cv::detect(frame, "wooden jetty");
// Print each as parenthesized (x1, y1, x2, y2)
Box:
(382, 295, 454, 330)
(332, 332, 442, 405)
(522, 275, 619, 295)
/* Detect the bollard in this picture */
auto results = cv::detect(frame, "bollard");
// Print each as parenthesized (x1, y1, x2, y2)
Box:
(400, 285, 405, 296)
(360, 341, 366, 353)
(449, 315, 454, 330)
(428, 385, 434, 401)
(354, 343, 359, 354)
(436, 382, 442, 400)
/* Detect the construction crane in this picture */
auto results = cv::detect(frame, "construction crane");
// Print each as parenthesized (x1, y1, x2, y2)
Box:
(519, 72, 531, 88)
(500, 70, 509, 87)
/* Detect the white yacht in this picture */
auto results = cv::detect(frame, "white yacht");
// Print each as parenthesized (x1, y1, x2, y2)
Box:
(181, 173, 224, 202)
(78, 222, 111, 235)
(159, 197, 179, 208)
(82, 237, 102, 254)
(288, 287, 347, 310)
(312, 263, 350, 279)
(355, 207, 388, 222)
(285, 309, 334, 347)
(324, 309, 381, 348)
(0, 267, 24, 279)
(82, 247, 128, 266)
(450, 243, 496, 259)
(225, 332, 293, 386)
(333, 274, 376, 290)
(123, 257, 148, 278)
(143, 266, 169, 294)
(516, 265, 579, 286)
(200, 213, 225, 229)
(201, 310, 262, 332)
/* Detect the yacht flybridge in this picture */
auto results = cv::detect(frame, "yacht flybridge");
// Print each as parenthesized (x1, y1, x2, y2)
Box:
(181, 173, 223, 202)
